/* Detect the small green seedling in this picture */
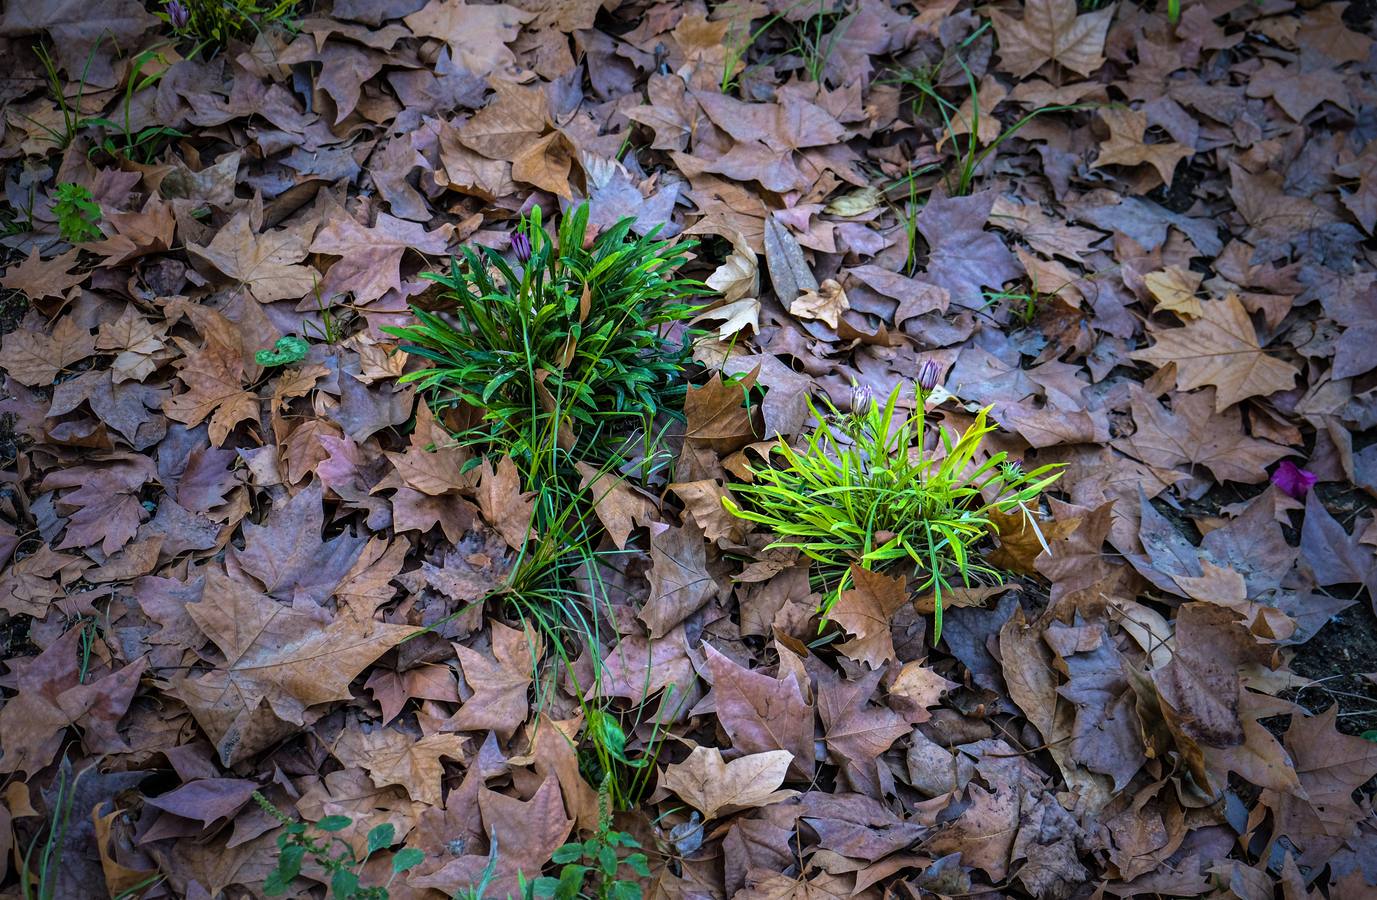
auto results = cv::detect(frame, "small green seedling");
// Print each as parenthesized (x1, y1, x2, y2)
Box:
(534, 774, 651, 900)
(52, 183, 102, 243)
(724, 382, 1061, 641)
(255, 792, 423, 899)
(255, 335, 310, 367)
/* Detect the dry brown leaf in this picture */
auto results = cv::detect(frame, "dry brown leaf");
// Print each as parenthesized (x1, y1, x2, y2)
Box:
(1130, 294, 1299, 410)
(1144, 266, 1204, 319)
(790, 278, 850, 330)
(989, 0, 1114, 78)
(1092, 107, 1194, 187)
(477, 456, 536, 550)
(660, 746, 798, 820)
(0, 316, 96, 386)
(187, 209, 317, 303)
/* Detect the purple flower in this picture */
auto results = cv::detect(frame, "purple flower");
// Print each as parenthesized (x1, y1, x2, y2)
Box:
(1271, 460, 1318, 499)
(918, 360, 940, 392)
(510, 229, 532, 264)
(166, 0, 190, 29)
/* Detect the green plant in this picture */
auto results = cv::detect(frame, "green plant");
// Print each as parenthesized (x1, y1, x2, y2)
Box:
(21, 758, 81, 900)
(255, 335, 310, 367)
(888, 31, 1084, 196)
(52, 183, 103, 243)
(255, 792, 424, 899)
(160, 0, 301, 54)
(720, 4, 792, 93)
(83, 47, 185, 163)
(1167, 0, 1181, 24)
(24, 42, 100, 151)
(535, 775, 651, 900)
(723, 382, 1061, 640)
(789, 0, 851, 83)
(385, 205, 704, 473)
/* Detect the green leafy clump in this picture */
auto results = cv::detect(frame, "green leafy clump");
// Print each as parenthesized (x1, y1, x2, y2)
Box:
(255, 792, 423, 899)
(52, 183, 103, 243)
(161, 0, 300, 53)
(723, 382, 1061, 640)
(384, 204, 704, 472)
(255, 335, 311, 367)
(535, 775, 651, 900)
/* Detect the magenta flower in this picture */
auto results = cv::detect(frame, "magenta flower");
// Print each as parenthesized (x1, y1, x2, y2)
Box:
(1271, 460, 1317, 499)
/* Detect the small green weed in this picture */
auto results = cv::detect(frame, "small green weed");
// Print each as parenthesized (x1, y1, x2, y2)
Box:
(161, 0, 301, 54)
(52, 183, 103, 243)
(385, 205, 703, 473)
(84, 47, 185, 163)
(720, 5, 792, 94)
(723, 382, 1061, 640)
(888, 28, 1084, 197)
(255, 335, 310, 367)
(789, 0, 851, 83)
(25, 42, 99, 151)
(535, 775, 651, 900)
(254, 792, 424, 899)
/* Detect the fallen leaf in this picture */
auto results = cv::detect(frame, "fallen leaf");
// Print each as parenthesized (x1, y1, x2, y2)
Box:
(660, 746, 798, 820)
(989, 0, 1114, 78)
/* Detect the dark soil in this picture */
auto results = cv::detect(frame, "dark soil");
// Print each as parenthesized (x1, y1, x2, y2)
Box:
(1289, 599, 1377, 736)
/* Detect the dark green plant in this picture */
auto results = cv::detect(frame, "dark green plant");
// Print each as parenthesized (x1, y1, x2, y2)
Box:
(385, 204, 704, 472)
(789, 0, 852, 83)
(723, 382, 1061, 641)
(52, 183, 102, 243)
(535, 775, 651, 900)
(255, 335, 310, 367)
(159, 0, 300, 54)
(254, 792, 424, 899)
(84, 47, 185, 163)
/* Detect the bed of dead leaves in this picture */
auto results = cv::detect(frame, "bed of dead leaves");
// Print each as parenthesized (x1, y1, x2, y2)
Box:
(1, 0, 1377, 897)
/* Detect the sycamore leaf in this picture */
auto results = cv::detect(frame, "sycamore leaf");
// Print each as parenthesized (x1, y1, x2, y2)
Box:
(187, 210, 318, 304)
(0, 316, 95, 386)
(989, 0, 1114, 78)
(1143, 266, 1203, 319)
(403, 0, 533, 80)
(1092, 107, 1194, 187)
(660, 746, 798, 820)
(1129, 294, 1299, 410)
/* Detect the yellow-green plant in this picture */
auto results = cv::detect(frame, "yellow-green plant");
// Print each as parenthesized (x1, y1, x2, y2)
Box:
(723, 382, 1060, 640)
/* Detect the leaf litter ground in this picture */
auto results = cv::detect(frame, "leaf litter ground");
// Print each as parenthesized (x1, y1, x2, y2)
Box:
(1, 0, 1377, 897)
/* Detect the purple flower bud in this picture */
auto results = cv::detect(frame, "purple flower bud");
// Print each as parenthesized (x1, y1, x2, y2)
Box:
(167, 0, 190, 29)
(1271, 460, 1317, 500)
(511, 230, 532, 264)
(1005, 457, 1024, 477)
(918, 360, 940, 392)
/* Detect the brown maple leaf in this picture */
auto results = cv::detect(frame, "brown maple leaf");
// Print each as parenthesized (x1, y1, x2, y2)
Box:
(309, 203, 453, 304)
(1114, 386, 1289, 487)
(639, 517, 717, 639)
(704, 644, 815, 778)
(989, 0, 1114, 78)
(96, 305, 169, 383)
(403, 0, 532, 80)
(831, 566, 909, 669)
(660, 746, 798, 821)
(445, 620, 539, 741)
(476, 456, 536, 550)
(187, 208, 318, 303)
(0, 626, 146, 777)
(0, 247, 87, 301)
(1130, 294, 1299, 410)
(176, 569, 413, 764)
(0, 315, 96, 386)
(1092, 107, 1194, 187)
(162, 340, 258, 447)
(411, 777, 572, 898)
(331, 722, 468, 807)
